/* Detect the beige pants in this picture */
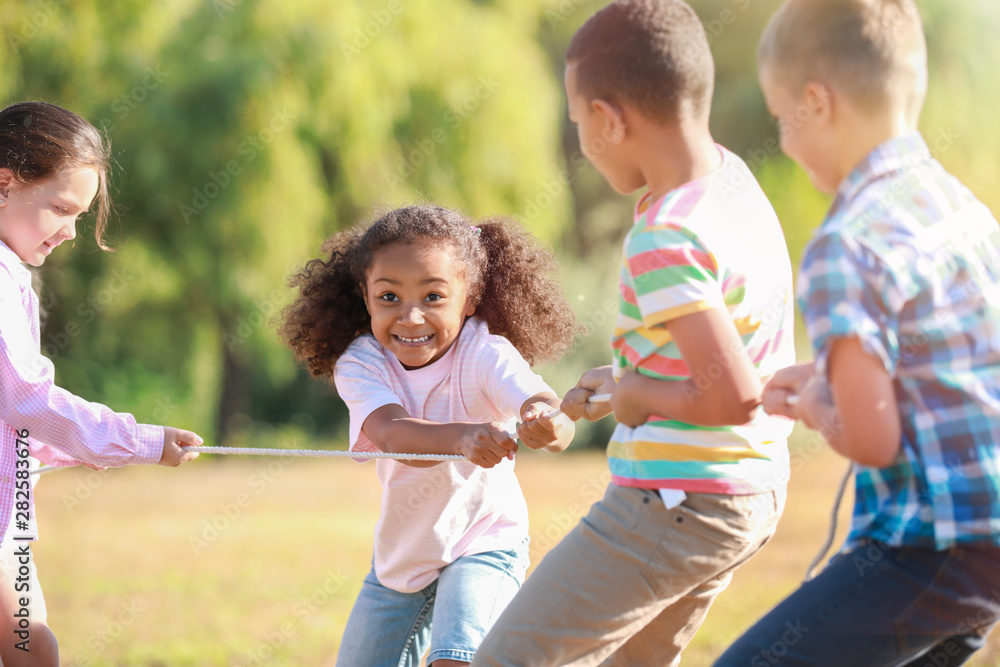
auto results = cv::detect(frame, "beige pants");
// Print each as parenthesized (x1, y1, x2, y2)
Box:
(472, 483, 784, 667)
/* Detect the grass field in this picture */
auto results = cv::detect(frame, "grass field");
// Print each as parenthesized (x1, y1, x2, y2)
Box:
(30, 436, 1000, 666)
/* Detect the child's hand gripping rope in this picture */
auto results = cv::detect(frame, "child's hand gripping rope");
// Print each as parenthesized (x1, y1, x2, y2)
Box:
(761, 362, 833, 423)
(513, 393, 612, 453)
(464, 393, 615, 467)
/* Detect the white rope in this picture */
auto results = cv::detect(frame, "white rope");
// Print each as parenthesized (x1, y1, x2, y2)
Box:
(182, 446, 464, 461)
(31, 465, 65, 477)
(782, 392, 855, 581)
(804, 461, 854, 581)
(30, 393, 614, 473)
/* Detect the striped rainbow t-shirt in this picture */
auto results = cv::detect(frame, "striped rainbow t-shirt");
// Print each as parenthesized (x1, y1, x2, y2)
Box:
(609, 146, 796, 494)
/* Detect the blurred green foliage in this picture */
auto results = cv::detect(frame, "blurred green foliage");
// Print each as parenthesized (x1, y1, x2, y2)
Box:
(1, 0, 997, 449)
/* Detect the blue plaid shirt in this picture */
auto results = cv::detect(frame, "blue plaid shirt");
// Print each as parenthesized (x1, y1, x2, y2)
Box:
(798, 133, 1000, 550)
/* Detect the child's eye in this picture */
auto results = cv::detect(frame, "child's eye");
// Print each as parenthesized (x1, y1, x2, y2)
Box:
(378, 293, 399, 303)
(425, 293, 444, 303)
(55, 206, 69, 215)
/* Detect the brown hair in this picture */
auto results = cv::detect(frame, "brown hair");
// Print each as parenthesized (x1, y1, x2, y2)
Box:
(0, 102, 112, 249)
(758, 0, 927, 122)
(278, 205, 580, 377)
(567, 0, 714, 124)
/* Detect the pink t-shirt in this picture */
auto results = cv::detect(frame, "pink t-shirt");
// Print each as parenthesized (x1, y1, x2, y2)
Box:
(334, 317, 552, 593)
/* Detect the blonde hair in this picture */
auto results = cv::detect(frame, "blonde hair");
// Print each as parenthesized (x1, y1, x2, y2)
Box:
(758, 0, 927, 123)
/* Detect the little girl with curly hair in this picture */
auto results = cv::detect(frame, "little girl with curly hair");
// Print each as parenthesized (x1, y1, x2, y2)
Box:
(279, 204, 579, 667)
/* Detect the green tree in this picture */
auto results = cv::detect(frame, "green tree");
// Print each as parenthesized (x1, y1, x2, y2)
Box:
(1, 0, 573, 445)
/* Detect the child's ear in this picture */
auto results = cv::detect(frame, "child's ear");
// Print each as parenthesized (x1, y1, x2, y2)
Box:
(0, 168, 15, 198)
(464, 298, 476, 318)
(591, 98, 627, 143)
(804, 81, 834, 126)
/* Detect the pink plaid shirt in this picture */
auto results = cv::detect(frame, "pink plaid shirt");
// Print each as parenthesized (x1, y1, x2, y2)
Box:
(0, 241, 162, 542)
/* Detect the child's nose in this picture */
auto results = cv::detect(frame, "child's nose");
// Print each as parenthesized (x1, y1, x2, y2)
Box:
(399, 306, 425, 325)
(63, 218, 77, 241)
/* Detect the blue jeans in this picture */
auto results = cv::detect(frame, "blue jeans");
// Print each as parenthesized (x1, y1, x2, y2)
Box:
(336, 540, 529, 667)
(715, 541, 1000, 666)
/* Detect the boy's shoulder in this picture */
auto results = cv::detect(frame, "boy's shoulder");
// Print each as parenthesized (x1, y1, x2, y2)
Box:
(633, 147, 773, 231)
(824, 140, 985, 259)
(627, 147, 784, 266)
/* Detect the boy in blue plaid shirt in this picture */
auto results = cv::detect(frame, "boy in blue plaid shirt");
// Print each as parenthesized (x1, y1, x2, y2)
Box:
(717, 1, 1000, 665)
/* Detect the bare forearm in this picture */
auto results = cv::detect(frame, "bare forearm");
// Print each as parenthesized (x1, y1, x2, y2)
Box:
(632, 374, 760, 426)
(362, 416, 469, 467)
(376, 418, 469, 456)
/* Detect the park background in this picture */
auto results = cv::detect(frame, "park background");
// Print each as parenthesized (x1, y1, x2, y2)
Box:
(1, 0, 998, 664)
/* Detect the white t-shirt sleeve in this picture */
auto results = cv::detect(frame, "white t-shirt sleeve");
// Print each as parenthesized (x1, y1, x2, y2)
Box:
(334, 339, 404, 453)
(472, 335, 554, 419)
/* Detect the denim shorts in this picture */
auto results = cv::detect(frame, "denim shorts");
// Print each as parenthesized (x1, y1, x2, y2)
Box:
(336, 538, 529, 666)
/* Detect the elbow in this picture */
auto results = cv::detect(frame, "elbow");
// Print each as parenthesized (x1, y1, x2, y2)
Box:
(851, 445, 901, 468)
(730, 398, 762, 426)
(844, 429, 902, 468)
(712, 393, 762, 427)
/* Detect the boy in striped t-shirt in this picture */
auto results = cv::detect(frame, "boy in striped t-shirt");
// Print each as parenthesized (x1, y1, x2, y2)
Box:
(472, 1, 796, 665)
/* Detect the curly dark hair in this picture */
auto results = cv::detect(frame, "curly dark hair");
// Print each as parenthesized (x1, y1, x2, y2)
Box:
(278, 205, 580, 377)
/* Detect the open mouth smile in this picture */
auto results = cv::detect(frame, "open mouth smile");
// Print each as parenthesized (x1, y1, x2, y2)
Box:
(394, 334, 433, 344)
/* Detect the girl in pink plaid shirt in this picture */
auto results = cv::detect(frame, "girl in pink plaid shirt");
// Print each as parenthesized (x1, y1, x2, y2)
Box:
(0, 102, 201, 666)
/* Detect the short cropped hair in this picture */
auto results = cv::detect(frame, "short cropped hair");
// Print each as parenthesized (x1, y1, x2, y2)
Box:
(567, 0, 714, 124)
(759, 0, 927, 121)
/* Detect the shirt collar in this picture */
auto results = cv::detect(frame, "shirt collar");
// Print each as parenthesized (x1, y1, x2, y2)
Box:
(0, 239, 30, 285)
(826, 132, 932, 223)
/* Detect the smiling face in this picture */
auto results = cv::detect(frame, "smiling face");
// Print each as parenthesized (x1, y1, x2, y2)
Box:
(0, 167, 99, 266)
(363, 240, 476, 370)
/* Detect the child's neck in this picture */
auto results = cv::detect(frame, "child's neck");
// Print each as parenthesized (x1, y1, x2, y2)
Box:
(635, 118, 721, 202)
(835, 105, 918, 185)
